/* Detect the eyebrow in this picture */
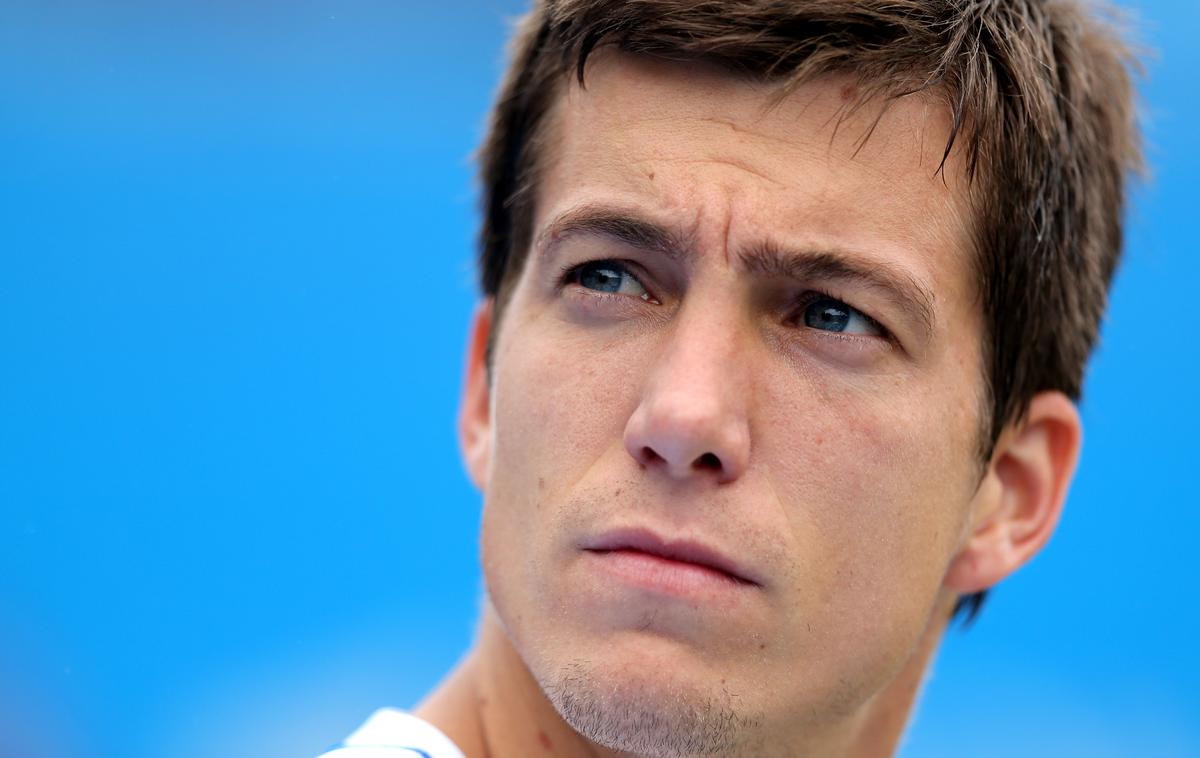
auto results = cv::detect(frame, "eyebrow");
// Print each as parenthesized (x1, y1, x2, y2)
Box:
(536, 205, 936, 338)
(536, 205, 692, 262)
(740, 242, 936, 339)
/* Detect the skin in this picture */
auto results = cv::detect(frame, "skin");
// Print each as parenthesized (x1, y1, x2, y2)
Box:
(427, 51, 1082, 758)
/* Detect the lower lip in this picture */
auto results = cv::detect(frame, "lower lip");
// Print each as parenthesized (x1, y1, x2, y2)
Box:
(583, 548, 753, 597)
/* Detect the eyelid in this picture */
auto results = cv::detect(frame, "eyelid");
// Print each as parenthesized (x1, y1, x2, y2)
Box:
(557, 258, 660, 301)
(554, 262, 897, 347)
(791, 290, 892, 340)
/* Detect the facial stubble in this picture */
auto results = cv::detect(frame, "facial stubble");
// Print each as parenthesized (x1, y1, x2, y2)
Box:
(540, 656, 767, 758)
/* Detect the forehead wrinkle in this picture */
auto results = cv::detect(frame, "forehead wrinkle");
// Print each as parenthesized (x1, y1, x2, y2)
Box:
(739, 242, 936, 339)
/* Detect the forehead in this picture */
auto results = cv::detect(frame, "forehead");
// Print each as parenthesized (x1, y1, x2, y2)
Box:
(529, 51, 978, 323)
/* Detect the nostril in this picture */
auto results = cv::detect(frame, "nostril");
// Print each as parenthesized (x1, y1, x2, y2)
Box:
(640, 446, 665, 466)
(694, 452, 721, 471)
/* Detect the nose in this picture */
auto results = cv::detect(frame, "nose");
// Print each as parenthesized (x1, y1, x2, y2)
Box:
(622, 304, 752, 485)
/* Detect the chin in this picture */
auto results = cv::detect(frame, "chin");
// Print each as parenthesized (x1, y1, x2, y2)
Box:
(535, 644, 767, 758)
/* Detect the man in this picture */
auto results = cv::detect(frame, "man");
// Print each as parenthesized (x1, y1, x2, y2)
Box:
(320, 1, 1141, 756)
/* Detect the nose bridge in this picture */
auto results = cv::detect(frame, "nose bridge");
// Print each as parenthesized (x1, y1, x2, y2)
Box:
(659, 296, 745, 399)
(623, 294, 752, 484)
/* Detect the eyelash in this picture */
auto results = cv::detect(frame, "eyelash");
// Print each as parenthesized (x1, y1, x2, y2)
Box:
(556, 258, 893, 341)
(785, 291, 890, 338)
(556, 259, 659, 304)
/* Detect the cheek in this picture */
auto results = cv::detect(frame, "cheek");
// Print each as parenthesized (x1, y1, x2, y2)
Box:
(480, 310, 649, 611)
(757, 369, 976, 683)
(490, 318, 640, 494)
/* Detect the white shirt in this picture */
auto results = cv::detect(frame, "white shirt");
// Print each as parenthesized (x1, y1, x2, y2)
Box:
(316, 708, 468, 758)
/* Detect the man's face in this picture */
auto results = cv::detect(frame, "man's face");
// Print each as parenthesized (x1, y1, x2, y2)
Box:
(472, 52, 987, 755)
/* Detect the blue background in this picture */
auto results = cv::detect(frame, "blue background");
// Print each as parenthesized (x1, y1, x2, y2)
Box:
(1, 2, 1195, 756)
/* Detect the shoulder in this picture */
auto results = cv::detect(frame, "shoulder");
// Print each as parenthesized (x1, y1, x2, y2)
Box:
(316, 708, 468, 758)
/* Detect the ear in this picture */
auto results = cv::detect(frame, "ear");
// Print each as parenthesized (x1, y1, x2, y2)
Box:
(457, 300, 494, 491)
(943, 391, 1083, 595)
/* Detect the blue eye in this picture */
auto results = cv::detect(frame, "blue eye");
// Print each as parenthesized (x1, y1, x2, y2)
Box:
(572, 260, 654, 301)
(802, 295, 882, 336)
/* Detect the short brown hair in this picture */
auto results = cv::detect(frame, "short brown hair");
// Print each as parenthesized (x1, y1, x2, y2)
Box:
(474, 0, 1142, 623)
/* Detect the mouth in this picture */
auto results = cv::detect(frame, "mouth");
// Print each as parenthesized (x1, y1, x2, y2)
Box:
(582, 527, 762, 588)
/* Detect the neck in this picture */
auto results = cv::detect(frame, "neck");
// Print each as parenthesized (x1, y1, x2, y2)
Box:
(415, 595, 955, 758)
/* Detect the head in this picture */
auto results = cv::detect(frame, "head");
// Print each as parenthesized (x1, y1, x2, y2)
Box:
(457, 1, 1140, 755)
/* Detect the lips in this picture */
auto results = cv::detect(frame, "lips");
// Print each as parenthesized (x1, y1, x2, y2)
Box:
(582, 527, 761, 586)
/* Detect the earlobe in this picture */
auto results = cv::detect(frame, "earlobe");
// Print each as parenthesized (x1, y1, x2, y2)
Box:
(457, 300, 495, 491)
(944, 391, 1083, 596)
